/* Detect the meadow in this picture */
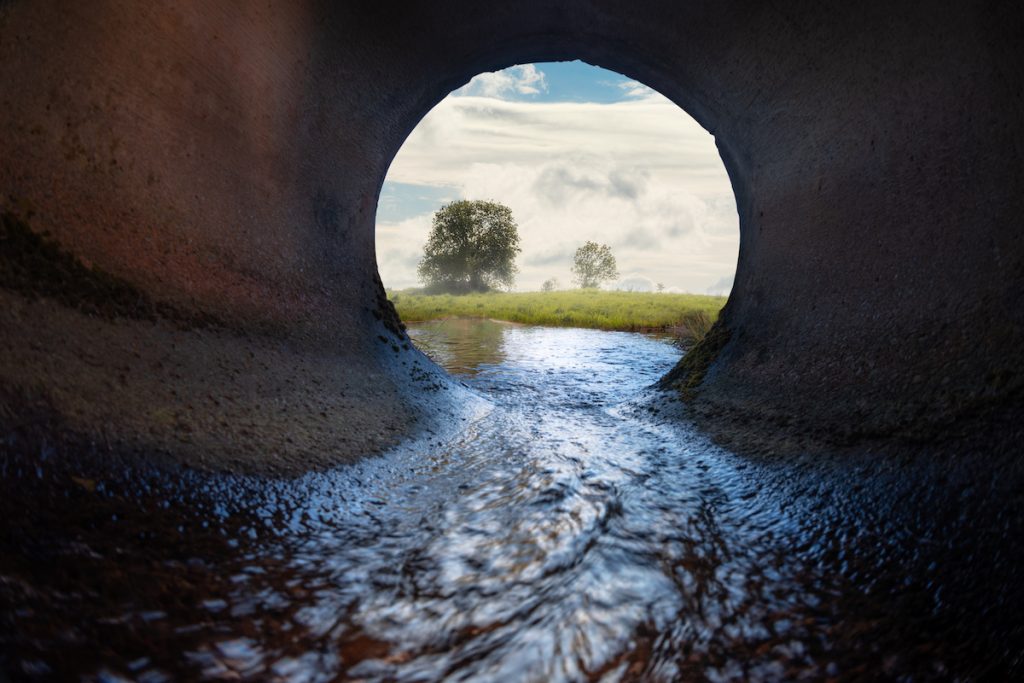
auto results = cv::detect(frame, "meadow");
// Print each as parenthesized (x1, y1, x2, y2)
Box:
(389, 289, 726, 339)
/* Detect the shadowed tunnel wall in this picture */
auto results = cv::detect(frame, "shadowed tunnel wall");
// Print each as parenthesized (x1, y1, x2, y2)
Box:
(1, 0, 1022, 471)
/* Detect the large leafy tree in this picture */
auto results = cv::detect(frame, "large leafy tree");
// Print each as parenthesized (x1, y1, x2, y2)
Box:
(417, 200, 521, 292)
(571, 241, 619, 288)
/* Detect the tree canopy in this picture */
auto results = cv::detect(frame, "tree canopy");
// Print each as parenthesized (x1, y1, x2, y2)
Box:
(417, 200, 521, 293)
(571, 241, 619, 288)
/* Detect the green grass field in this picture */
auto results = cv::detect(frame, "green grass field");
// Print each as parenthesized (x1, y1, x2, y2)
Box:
(389, 289, 726, 337)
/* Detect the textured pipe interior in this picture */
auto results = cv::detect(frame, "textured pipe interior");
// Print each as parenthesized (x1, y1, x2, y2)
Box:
(1, 0, 1022, 470)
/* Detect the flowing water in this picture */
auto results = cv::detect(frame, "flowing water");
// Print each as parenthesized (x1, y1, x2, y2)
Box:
(0, 319, 1009, 680)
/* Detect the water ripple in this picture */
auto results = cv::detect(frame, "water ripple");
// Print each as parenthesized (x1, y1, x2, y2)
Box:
(0, 321, 1001, 680)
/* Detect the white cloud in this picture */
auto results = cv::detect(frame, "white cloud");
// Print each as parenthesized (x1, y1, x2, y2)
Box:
(454, 64, 548, 99)
(706, 274, 734, 297)
(376, 214, 433, 289)
(617, 80, 657, 100)
(376, 81, 739, 293)
(615, 275, 658, 292)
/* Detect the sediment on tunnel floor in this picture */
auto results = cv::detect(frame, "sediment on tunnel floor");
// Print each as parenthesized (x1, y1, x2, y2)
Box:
(0, 0, 1022, 468)
(0, 208, 476, 475)
(0, 287, 479, 476)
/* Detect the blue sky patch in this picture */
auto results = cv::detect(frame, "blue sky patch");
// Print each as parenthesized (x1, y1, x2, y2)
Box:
(377, 182, 458, 223)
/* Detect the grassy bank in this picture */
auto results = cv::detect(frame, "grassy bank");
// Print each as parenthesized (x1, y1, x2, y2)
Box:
(389, 289, 726, 336)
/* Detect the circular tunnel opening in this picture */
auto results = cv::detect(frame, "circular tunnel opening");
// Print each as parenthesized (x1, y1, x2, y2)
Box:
(374, 61, 739, 376)
(1, 5, 1022, 677)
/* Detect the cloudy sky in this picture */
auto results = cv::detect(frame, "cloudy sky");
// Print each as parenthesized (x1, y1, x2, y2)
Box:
(375, 61, 738, 295)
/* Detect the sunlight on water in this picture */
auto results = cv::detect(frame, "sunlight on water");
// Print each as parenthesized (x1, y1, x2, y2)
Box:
(0, 321, 961, 681)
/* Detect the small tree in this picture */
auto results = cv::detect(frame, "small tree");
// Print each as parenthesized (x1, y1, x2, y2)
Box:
(541, 277, 559, 292)
(571, 241, 618, 288)
(656, 282, 665, 293)
(418, 200, 521, 292)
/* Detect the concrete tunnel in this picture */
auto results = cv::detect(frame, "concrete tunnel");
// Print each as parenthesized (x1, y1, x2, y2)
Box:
(1, 0, 1023, 474)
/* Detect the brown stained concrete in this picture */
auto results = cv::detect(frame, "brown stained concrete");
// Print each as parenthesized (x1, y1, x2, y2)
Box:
(1, 0, 1023, 471)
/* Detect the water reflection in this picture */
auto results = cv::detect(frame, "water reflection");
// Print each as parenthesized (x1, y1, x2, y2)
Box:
(406, 318, 510, 375)
(0, 321, 1015, 680)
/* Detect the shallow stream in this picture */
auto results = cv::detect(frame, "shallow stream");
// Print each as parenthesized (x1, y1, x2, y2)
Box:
(1, 319, 1008, 680)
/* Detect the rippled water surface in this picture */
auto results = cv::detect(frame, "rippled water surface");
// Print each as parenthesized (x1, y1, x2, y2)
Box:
(1, 320, 1011, 680)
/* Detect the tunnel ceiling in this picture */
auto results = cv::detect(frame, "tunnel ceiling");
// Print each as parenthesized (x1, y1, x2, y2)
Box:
(1, 0, 1022, 470)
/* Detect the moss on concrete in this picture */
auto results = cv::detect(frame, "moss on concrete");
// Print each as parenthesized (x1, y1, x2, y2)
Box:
(0, 211, 216, 327)
(660, 318, 731, 400)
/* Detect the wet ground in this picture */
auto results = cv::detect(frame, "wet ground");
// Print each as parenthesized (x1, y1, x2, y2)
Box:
(1, 319, 1021, 680)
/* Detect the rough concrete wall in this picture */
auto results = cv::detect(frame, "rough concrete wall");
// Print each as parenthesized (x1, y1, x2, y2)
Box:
(1, 0, 1022, 468)
(0, 0, 474, 472)
(702, 2, 1024, 442)
(0, 0, 382, 335)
